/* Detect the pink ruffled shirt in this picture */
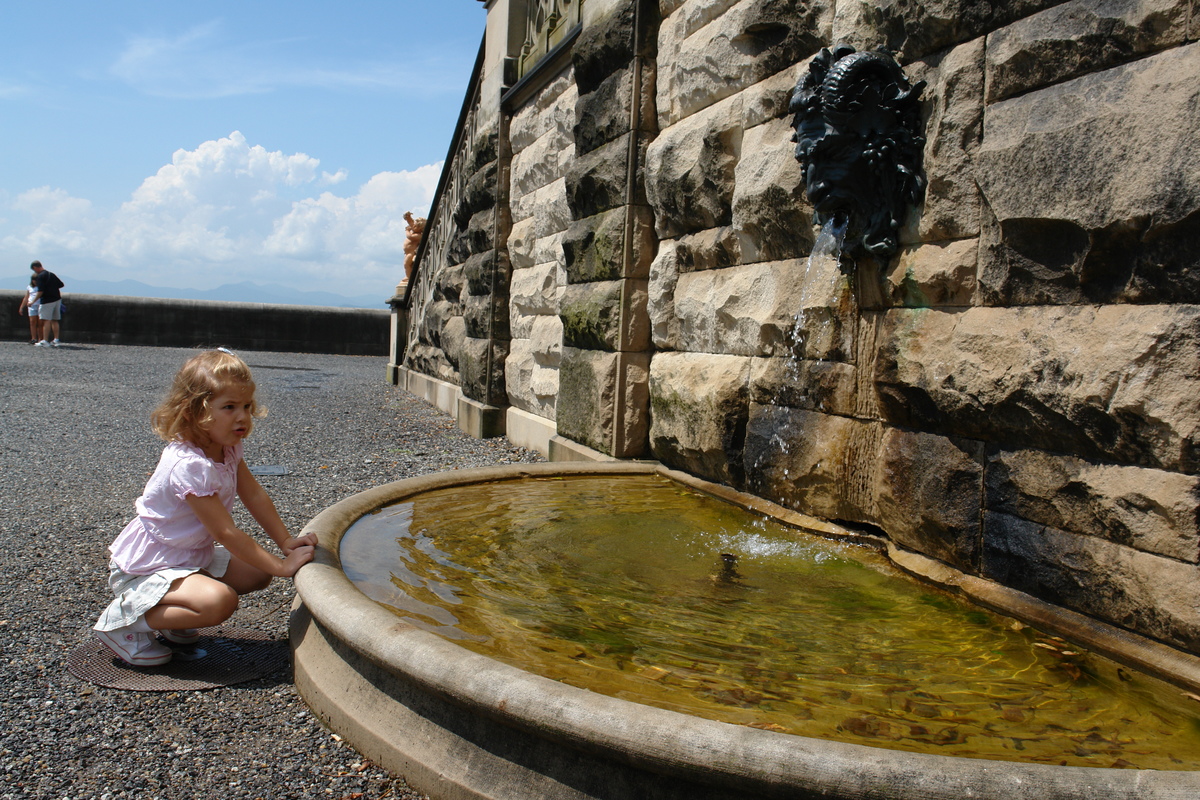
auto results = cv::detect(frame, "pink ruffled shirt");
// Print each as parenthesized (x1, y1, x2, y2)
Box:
(109, 440, 243, 575)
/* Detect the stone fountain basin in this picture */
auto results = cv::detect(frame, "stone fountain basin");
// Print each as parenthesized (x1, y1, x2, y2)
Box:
(291, 462, 1200, 800)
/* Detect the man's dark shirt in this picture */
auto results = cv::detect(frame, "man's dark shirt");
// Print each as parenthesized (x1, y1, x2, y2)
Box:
(35, 271, 63, 304)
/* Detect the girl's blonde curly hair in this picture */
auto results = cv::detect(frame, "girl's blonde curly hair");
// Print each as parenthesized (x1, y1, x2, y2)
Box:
(151, 349, 265, 443)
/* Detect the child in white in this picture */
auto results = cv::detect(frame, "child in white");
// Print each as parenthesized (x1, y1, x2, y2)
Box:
(94, 349, 316, 666)
(17, 277, 40, 343)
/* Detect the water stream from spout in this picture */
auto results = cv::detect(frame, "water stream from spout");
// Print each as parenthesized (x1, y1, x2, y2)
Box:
(758, 217, 850, 474)
(790, 216, 849, 366)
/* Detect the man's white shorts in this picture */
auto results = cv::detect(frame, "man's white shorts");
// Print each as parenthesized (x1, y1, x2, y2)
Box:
(38, 300, 61, 321)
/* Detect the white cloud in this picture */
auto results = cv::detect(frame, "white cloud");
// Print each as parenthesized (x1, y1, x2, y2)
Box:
(0, 133, 442, 297)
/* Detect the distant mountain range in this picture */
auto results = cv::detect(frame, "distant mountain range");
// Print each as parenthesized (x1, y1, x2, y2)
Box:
(3, 276, 391, 310)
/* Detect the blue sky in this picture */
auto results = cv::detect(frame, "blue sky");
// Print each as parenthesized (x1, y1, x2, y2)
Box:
(0, 1, 483, 300)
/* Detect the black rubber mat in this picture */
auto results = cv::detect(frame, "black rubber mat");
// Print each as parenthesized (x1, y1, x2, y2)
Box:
(67, 624, 289, 691)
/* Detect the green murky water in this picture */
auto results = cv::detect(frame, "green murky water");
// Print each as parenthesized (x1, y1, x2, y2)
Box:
(340, 475, 1200, 769)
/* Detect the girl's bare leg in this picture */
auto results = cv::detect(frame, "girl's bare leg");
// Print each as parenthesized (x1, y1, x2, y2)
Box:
(218, 557, 273, 595)
(144, 573, 238, 631)
(143, 557, 272, 631)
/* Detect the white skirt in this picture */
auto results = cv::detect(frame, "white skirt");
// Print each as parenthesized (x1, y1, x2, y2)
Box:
(93, 546, 232, 632)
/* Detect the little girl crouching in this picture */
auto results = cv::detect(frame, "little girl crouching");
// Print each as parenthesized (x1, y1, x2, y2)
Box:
(94, 349, 316, 666)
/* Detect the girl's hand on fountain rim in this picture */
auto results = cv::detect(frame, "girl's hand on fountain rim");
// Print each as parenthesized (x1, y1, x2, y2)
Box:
(282, 533, 319, 553)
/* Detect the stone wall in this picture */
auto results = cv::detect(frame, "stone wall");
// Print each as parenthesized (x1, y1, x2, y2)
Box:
(507, 70, 576, 421)
(402, 69, 509, 408)
(403, 0, 1200, 654)
(554, 0, 660, 457)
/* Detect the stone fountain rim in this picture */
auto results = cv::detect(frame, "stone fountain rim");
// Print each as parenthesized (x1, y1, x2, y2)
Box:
(294, 461, 1200, 799)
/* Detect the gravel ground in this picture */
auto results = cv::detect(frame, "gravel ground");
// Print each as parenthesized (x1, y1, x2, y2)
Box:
(0, 341, 545, 799)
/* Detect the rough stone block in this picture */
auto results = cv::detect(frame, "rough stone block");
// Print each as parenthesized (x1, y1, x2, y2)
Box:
(563, 205, 656, 283)
(531, 232, 568, 274)
(441, 315, 466, 372)
(831, 0, 1066, 63)
(464, 249, 508, 297)
(508, 217, 536, 268)
(982, 512, 1200, 652)
(463, 291, 510, 341)
(646, 95, 742, 237)
(511, 183, 571, 263)
(675, 227, 742, 273)
(731, 117, 812, 264)
(743, 404, 876, 524)
(976, 44, 1200, 305)
(565, 132, 646, 218)
(460, 336, 509, 407)
(415, 299, 454, 350)
(511, 128, 575, 199)
(560, 279, 650, 352)
(906, 38, 985, 243)
(986, 0, 1189, 104)
(465, 207, 496, 256)
(986, 449, 1200, 563)
(466, 127, 499, 175)
(649, 351, 752, 485)
(509, 69, 577, 151)
(748, 356, 857, 417)
(648, 239, 681, 350)
(573, 0, 640, 95)
(739, 66, 803, 131)
(875, 304, 1200, 473)
(575, 59, 657, 155)
(883, 238, 978, 307)
(557, 346, 650, 457)
(532, 178, 573, 239)
(656, 0, 831, 126)
(673, 258, 853, 359)
(506, 335, 559, 419)
(403, 342, 457, 386)
(460, 159, 498, 223)
(510, 263, 560, 339)
(658, 0, 688, 18)
(874, 428, 985, 571)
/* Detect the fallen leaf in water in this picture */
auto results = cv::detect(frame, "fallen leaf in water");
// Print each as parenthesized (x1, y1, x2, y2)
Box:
(748, 722, 788, 732)
(839, 716, 875, 736)
(933, 727, 967, 745)
(707, 688, 765, 708)
(641, 665, 670, 680)
(905, 700, 941, 719)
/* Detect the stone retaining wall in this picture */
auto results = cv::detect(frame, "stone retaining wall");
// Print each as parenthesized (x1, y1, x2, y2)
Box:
(0, 291, 389, 355)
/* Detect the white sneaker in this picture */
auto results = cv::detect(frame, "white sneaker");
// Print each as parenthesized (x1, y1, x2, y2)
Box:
(160, 628, 201, 645)
(34, 340, 49, 347)
(96, 627, 173, 666)
(51, 339, 61, 347)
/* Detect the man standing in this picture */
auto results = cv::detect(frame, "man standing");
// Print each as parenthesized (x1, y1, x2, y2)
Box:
(30, 260, 65, 347)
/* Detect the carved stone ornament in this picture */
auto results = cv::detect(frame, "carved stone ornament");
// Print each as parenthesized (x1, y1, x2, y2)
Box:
(789, 44, 927, 258)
